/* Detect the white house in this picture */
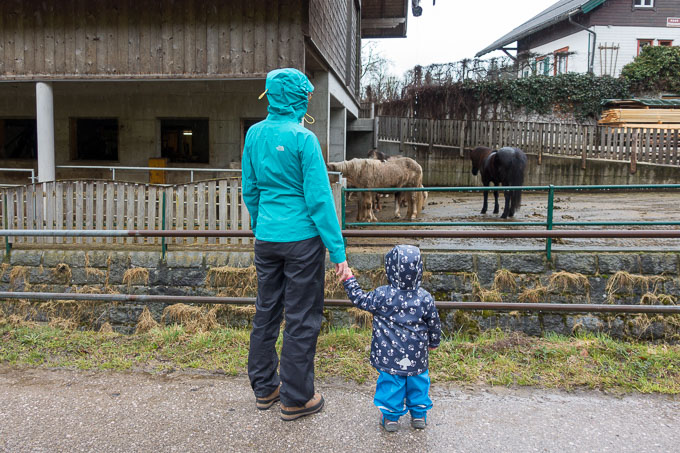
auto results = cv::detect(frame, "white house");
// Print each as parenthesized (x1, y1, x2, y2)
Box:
(476, 0, 680, 78)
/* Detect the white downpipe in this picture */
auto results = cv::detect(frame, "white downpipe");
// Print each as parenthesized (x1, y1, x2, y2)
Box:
(36, 82, 56, 182)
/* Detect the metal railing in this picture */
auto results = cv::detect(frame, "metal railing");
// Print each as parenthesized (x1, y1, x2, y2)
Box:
(1, 228, 680, 316)
(2, 291, 680, 314)
(342, 184, 680, 259)
(0, 168, 37, 185)
(56, 165, 241, 182)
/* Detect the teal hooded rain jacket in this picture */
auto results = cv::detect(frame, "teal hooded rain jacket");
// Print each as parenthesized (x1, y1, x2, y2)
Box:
(241, 68, 346, 263)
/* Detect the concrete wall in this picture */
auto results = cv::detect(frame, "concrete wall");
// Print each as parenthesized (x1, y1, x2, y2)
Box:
(2, 248, 679, 339)
(0, 80, 268, 183)
(329, 107, 346, 162)
(380, 142, 680, 187)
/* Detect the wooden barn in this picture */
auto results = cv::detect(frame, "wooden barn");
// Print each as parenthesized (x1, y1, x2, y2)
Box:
(0, 0, 410, 185)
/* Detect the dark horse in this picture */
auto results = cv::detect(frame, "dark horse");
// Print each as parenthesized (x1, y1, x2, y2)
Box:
(470, 146, 527, 218)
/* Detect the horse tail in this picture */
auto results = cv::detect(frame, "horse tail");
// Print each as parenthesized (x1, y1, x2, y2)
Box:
(507, 148, 527, 212)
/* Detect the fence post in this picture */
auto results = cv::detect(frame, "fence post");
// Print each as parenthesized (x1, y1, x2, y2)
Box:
(3, 193, 11, 257)
(630, 129, 638, 174)
(545, 185, 554, 260)
(581, 125, 587, 170)
(399, 118, 405, 152)
(161, 191, 167, 260)
(428, 119, 434, 153)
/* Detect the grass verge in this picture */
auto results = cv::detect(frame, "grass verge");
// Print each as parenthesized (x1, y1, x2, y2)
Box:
(1, 325, 679, 394)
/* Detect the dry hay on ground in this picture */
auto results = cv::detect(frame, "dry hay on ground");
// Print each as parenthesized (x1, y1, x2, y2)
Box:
(8, 266, 30, 289)
(161, 303, 219, 333)
(548, 271, 590, 293)
(348, 307, 373, 328)
(518, 284, 548, 303)
(605, 271, 666, 296)
(640, 292, 677, 306)
(99, 321, 114, 333)
(473, 282, 502, 302)
(135, 307, 159, 334)
(205, 266, 257, 297)
(52, 263, 72, 284)
(123, 267, 149, 288)
(493, 269, 518, 292)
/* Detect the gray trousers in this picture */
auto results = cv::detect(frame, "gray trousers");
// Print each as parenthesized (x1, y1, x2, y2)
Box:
(247, 235, 326, 407)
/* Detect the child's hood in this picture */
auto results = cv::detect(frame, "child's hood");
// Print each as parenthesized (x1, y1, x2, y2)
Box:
(384, 245, 423, 291)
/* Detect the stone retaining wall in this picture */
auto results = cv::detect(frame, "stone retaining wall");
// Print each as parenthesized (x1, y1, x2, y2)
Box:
(1, 249, 679, 339)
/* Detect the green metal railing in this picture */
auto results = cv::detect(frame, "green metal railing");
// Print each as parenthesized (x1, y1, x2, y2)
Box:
(341, 184, 680, 259)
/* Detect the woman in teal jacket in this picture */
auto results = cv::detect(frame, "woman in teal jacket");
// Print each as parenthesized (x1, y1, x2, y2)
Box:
(242, 68, 350, 421)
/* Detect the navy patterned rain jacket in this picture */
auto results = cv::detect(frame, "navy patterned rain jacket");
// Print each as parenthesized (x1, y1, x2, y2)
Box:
(343, 245, 441, 376)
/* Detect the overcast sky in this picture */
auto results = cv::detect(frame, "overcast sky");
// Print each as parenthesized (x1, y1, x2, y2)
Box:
(366, 0, 558, 76)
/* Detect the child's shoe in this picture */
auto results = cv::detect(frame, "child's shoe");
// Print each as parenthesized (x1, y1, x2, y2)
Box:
(380, 415, 399, 432)
(411, 417, 426, 429)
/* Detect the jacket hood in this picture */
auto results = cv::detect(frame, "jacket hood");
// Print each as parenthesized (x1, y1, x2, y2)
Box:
(265, 68, 314, 121)
(384, 245, 423, 290)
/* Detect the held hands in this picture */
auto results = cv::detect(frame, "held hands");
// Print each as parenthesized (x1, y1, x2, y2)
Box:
(335, 261, 352, 282)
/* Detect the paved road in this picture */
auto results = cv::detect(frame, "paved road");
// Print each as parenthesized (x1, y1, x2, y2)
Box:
(0, 367, 678, 453)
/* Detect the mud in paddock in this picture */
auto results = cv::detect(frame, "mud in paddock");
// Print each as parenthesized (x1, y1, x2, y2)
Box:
(344, 191, 680, 252)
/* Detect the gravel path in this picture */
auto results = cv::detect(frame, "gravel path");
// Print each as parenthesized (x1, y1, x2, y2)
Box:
(1, 367, 678, 453)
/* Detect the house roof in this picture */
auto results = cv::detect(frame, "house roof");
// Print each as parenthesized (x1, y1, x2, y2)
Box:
(475, 0, 606, 58)
(361, 0, 409, 38)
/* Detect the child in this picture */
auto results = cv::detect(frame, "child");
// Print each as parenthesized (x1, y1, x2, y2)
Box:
(342, 244, 441, 432)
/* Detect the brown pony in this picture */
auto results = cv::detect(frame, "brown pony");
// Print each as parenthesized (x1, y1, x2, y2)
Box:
(470, 146, 527, 218)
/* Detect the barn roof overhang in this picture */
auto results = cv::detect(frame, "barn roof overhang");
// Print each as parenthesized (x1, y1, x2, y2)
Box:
(475, 0, 606, 58)
(361, 0, 409, 38)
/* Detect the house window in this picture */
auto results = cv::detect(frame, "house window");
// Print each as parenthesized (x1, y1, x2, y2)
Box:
(658, 40, 674, 46)
(0, 119, 37, 160)
(637, 39, 654, 55)
(536, 56, 551, 75)
(70, 118, 119, 161)
(160, 118, 209, 164)
(553, 47, 569, 75)
(634, 0, 653, 7)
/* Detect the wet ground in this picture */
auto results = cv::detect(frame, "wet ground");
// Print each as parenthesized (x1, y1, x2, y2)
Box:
(0, 367, 678, 453)
(345, 191, 680, 252)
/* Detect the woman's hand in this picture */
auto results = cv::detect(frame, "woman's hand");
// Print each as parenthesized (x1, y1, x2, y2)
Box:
(335, 261, 352, 281)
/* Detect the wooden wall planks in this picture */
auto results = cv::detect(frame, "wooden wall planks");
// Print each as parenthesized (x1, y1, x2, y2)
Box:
(0, 0, 305, 79)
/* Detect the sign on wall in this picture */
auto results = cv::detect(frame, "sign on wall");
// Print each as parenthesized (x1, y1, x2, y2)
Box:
(668, 17, 680, 27)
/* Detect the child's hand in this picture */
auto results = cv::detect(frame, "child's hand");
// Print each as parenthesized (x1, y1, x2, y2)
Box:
(428, 347, 437, 351)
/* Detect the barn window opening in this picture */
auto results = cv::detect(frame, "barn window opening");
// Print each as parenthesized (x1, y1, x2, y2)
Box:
(658, 40, 674, 46)
(71, 118, 119, 161)
(0, 119, 37, 160)
(633, 0, 654, 7)
(160, 118, 209, 164)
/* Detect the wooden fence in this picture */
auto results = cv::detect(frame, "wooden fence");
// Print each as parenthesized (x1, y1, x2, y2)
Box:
(0, 178, 344, 247)
(378, 117, 680, 167)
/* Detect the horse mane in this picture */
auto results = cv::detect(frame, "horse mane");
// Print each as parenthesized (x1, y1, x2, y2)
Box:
(470, 146, 493, 172)
(367, 149, 389, 162)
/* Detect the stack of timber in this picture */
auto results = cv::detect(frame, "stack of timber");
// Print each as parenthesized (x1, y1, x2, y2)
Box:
(599, 108, 680, 129)
(599, 99, 680, 129)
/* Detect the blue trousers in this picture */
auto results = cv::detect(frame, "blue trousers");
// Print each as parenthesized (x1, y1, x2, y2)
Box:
(374, 370, 433, 421)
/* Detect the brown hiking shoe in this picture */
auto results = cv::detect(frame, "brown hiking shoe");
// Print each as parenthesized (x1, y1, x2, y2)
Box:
(255, 386, 280, 410)
(280, 393, 325, 421)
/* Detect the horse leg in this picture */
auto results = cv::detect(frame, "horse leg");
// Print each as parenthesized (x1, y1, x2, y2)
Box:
(493, 187, 499, 214)
(393, 193, 401, 219)
(501, 190, 511, 219)
(481, 183, 489, 214)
